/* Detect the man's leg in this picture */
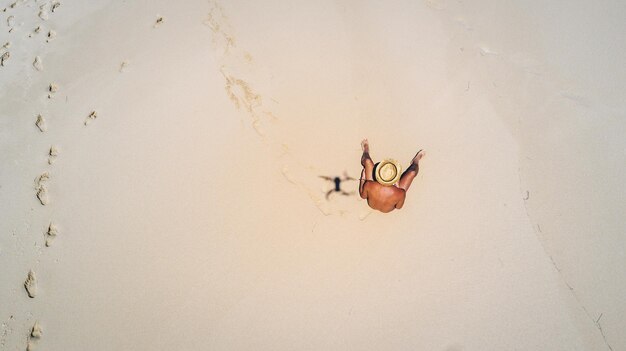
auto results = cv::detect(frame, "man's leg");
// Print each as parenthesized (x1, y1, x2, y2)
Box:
(361, 139, 374, 180)
(398, 150, 425, 191)
(359, 139, 374, 197)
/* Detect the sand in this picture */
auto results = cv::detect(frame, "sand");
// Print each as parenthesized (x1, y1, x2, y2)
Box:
(1, 0, 625, 350)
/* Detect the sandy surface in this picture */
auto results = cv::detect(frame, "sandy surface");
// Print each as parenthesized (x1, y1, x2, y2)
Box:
(1, 0, 625, 350)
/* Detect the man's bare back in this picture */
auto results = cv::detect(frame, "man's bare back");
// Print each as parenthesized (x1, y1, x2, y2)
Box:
(359, 139, 425, 213)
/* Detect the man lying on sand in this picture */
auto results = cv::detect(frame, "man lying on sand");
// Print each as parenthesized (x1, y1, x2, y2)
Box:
(359, 139, 425, 213)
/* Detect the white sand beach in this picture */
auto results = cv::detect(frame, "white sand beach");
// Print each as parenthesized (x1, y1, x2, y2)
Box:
(1, 0, 625, 350)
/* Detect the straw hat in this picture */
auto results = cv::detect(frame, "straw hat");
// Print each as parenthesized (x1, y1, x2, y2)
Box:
(374, 159, 402, 186)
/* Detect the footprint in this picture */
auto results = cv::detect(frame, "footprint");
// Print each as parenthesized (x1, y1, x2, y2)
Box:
(26, 340, 35, 351)
(47, 145, 58, 165)
(2, 42, 9, 49)
(425, 0, 445, 10)
(33, 56, 43, 71)
(36, 187, 49, 205)
(24, 270, 37, 298)
(31, 321, 42, 338)
(119, 60, 129, 73)
(7, 15, 14, 27)
(46, 30, 56, 42)
(47, 83, 58, 99)
(35, 115, 46, 132)
(453, 17, 473, 31)
(51, 1, 61, 13)
(153, 16, 164, 28)
(0, 52, 9, 66)
(38, 5, 49, 20)
(29, 26, 39, 37)
(36, 171, 50, 185)
(84, 111, 97, 126)
(479, 47, 499, 56)
(45, 223, 58, 247)
(35, 172, 50, 205)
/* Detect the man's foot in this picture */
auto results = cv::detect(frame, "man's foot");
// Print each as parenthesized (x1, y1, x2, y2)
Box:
(411, 149, 425, 165)
(361, 139, 369, 153)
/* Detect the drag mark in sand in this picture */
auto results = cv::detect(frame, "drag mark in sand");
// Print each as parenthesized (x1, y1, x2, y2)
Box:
(206, 2, 272, 137)
(280, 166, 297, 185)
(594, 314, 615, 351)
(220, 69, 260, 112)
(207, 1, 355, 216)
(219, 68, 269, 136)
(24, 270, 37, 298)
(281, 166, 331, 215)
(517, 168, 615, 350)
(204, 1, 236, 52)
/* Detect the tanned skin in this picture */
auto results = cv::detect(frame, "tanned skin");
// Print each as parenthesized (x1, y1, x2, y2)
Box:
(359, 139, 425, 213)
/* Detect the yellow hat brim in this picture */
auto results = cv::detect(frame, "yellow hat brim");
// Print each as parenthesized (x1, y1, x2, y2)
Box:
(375, 159, 402, 186)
